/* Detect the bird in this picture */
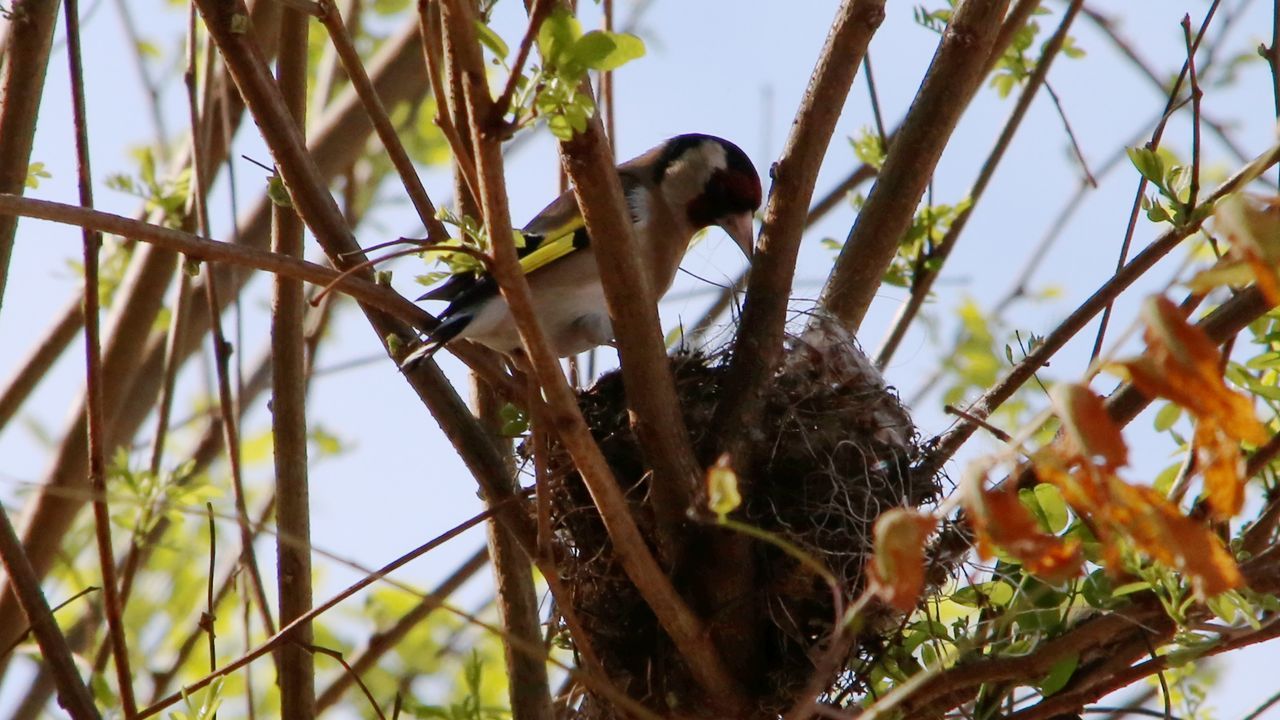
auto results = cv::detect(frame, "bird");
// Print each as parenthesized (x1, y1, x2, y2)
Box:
(401, 133, 762, 366)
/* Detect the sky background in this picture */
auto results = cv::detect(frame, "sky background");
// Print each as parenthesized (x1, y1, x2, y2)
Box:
(3, 0, 1280, 716)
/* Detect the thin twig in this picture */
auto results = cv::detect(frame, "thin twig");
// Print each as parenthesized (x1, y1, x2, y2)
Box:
(147, 497, 276, 703)
(1081, 4, 1249, 163)
(203, 502, 217, 674)
(65, 0, 137, 706)
(1042, 80, 1097, 187)
(1182, 16, 1203, 211)
(313, 548, 488, 711)
(489, 0, 553, 128)
(1087, 0, 1223, 365)
(319, 0, 448, 241)
(201, 263, 279, 641)
(874, 0, 1084, 369)
(922, 140, 1280, 478)
(307, 644, 387, 720)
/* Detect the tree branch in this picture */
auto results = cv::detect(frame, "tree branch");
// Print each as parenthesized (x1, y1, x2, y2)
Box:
(818, 0, 1012, 329)
(313, 548, 488, 711)
(0, 505, 100, 719)
(920, 140, 1280, 478)
(474, 380, 553, 720)
(0, 0, 60, 308)
(272, 2, 316, 715)
(63, 0, 138, 705)
(710, 0, 884, 451)
(437, 0, 746, 710)
(558, 119, 703, 557)
(874, 0, 1084, 368)
(319, 0, 449, 241)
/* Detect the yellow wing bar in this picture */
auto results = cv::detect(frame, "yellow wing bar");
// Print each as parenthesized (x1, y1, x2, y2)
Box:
(514, 216, 586, 276)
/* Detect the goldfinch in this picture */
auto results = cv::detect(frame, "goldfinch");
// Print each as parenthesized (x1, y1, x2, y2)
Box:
(403, 134, 762, 365)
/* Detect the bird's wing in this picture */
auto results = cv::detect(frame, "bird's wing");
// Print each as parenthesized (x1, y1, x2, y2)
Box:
(515, 169, 651, 272)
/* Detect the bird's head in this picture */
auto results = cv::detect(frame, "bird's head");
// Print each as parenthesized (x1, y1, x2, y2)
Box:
(652, 134, 762, 258)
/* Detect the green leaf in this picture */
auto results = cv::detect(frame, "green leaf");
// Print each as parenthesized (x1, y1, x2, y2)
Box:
(1036, 653, 1078, 696)
(1127, 146, 1165, 188)
(267, 174, 292, 208)
(499, 403, 529, 437)
(951, 580, 1014, 608)
(537, 7, 582, 67)
(473, 20, 509, 59)
(570, 30, 645, 71)
(1112, 580, 1152, 597)
(1033, 484, 1070, 533)
(25, 162, 51, 189)
(851, 128, 886, 170)
(706, 457, 741, 520)
(1153, 402, 1182, 431)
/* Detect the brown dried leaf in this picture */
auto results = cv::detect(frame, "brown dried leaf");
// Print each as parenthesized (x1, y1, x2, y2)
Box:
(1141, 295, 1222, 380)
(1113, 296, 1267, 445)
(1033, 448, 1109, 513)
(1104, 480, 1243, 598)
(1243, 248, 1280, 306)
(964, 475, 1083, 585)
(869, 508, 936, 613)
(1215, 194, 1280, 301)
(1195, 419, 1246, 520)
(1052, 383, 1128, 469)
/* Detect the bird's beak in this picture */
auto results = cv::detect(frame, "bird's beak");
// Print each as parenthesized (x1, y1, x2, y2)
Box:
(718, 212, 756, 259)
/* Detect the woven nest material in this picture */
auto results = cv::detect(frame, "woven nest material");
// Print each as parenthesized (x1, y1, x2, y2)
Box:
(531, 318, 943, 716)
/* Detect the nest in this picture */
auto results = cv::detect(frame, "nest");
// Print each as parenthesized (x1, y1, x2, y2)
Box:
(532, 318, 943, 716)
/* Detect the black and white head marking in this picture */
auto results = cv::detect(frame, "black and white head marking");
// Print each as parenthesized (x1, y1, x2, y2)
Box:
(654, 134, 762, 230)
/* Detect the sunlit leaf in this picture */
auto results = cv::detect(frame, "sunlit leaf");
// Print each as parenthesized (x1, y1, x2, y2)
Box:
(869, 508, 936, 613)
(1105, 481, 1243, 598)
(1195, 419, 1246, 520)
(1037, 653, 1078, 696)
(706, 455, 741, 520)
(1111, 296, 1268, 446)
(473, 20, 509, 59)
(1052, 383, 1128, 469)
(570, 30, 645, 71)
(964, 470, 1082, 585)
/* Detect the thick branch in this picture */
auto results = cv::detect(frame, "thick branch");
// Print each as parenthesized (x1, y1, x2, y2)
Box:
(474, 381, 554, 720)
(0, 0, 60, 308)
(558, 121, 702, 555)
(272, 4, 316, 717)
(711, 0, 883, 456)
(818, 0, 1012, 329)
(874, 0, 1084, 368)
